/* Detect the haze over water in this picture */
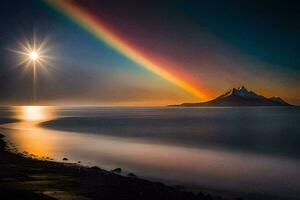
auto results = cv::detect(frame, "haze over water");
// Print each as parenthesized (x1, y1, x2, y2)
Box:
(0, 106, 300, 199)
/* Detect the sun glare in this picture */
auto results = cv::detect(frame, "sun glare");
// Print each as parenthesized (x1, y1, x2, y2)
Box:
(29, 51, 39, 60)
(11, 36, 52, 70)
(23, 106, 44, 121)
(11, 36, 53, 101)
(15, 106, 54, 122)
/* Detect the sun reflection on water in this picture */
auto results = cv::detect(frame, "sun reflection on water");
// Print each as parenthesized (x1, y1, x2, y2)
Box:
(14, 106, 55, 122)
(2, 106, 58, 158)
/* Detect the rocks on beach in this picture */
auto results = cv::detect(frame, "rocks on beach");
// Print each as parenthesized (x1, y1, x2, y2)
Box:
(0, 132, 242, 200)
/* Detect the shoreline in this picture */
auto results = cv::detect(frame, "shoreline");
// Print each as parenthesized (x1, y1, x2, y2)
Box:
(0, 132, 237, 200)
(1, 110, 299, 200)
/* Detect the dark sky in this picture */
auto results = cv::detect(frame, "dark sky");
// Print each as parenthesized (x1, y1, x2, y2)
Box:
(0, 0, 299, 105)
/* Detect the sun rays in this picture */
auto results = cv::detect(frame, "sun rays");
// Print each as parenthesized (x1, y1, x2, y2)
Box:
(10, 35, 54, 101)
(11, 36, 52, 71)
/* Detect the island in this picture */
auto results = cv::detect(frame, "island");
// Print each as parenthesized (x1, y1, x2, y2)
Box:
(170, 86, 292, 107)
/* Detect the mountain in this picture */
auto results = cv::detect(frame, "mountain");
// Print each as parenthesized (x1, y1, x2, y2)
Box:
(170, 86, 293, 107)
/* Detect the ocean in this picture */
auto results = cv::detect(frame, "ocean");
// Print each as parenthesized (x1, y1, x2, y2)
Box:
(0, 106, 299, 199)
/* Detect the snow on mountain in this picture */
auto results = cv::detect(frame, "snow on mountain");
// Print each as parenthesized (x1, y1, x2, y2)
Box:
(219, 86, 264, 100)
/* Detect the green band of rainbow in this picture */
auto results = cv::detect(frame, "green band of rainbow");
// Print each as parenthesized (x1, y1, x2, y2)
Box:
(44, 0, 208, 99)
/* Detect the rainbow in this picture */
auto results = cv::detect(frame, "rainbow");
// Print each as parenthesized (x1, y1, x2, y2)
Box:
(44, 0, 208, 99)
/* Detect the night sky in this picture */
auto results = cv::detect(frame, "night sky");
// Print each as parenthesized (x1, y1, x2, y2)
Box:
(0, 0, 299, 105)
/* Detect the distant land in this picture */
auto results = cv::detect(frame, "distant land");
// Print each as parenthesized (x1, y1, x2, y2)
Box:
(170, 86, 293, 107)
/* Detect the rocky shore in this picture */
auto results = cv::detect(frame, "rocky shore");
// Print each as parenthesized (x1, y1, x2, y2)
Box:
(0, 133, 242, 200)
(0, 116, 244, 200)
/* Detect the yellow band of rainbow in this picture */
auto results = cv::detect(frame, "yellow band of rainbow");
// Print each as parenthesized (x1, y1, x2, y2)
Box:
(44, 0, 208, 100)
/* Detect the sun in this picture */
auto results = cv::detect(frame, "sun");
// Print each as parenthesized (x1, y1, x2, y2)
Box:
(10, 36, 54, 101)
(11, 36, 52, 70)
(29, 51, 39, 61)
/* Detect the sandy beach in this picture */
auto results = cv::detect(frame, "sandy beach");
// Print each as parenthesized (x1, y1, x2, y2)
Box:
(0, 133, 220, 200)
(0, 115, 233, 200)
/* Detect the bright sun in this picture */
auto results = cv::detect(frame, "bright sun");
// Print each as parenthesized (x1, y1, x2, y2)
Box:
(11, 37, 51, 69)
(29, 51, 39, 61)
(11, 37, 53, 101)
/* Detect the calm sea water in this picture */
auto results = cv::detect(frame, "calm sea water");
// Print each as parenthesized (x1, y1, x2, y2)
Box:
(0, 106, 299, 199)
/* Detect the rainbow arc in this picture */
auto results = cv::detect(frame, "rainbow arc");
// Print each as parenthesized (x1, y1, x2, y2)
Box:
(44, 0, 208, 100)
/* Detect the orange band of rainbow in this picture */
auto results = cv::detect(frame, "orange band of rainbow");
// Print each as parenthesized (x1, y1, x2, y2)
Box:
(44, 0, 208, 99)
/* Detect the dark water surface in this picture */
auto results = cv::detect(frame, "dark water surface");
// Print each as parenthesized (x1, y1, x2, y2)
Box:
(0, 106, 299, 199)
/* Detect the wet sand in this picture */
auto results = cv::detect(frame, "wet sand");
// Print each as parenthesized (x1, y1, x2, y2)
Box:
(0, 128, 234, 200)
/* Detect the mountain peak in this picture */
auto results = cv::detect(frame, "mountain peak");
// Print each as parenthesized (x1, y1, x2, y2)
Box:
(237, 86, 247, 91)
(170, 86, 293, 107)
(220, 86, 263, 100)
